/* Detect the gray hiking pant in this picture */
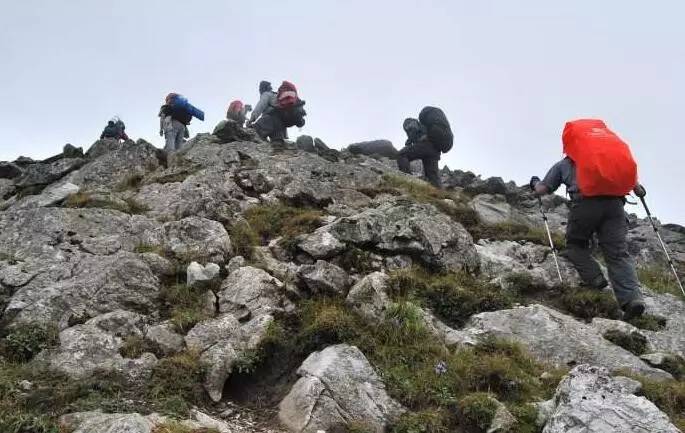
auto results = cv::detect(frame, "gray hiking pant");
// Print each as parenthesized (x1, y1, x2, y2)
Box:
(397, 140, 442, 188)
(254, 113, 287, 142)
(564, 197, 642, 307)
(164, 118, 186, 151)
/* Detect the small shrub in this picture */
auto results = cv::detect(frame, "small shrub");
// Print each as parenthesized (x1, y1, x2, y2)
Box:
(391, 409, 450, 433)
(147, 350, 206, 416)
(628, 314, 667, 331)
(638, 265, 682, 296)
(381, 174, 454, 203)
(559, 287, 620, 320)
(0, 411, 62, 433)
(118, 335, 161, 359)
(124, 197, 150, 215)
(658, 355, 685, 380)
(388, 266, 431, 299)
(243, 204, 323, 245)
(300, 300, 361, 348)
(602, 330, 648, 355)
(0, 324, 59, 363)
(458, 393, 499, 432)
(508, 404, 539, 433)
(228, 221, 259, 259)
(159, 284, 212, 333)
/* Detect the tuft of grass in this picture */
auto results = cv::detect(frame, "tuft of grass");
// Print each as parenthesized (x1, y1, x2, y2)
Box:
(504, 272, 548, 296)
(638, 265, 682, 296)
(115, 173, 144, 192)
(457, 393, 499, 432)
(559, 287, 620, 321)
(64, 192, 149, 215)
(227, 221, 259, 260)
(656, 355, 685, 380)
(471, 221, 566, 249)
(388, 267, 513, 328)
(337, 247, 375, 274)
(391, 409, 450, 433)
(0, 252, 21, 265)
(0, 324, 59, 363)
(118, 335, 163, 359)
(628, 314, 668, 332)
(152, 421, 219, 433)
(134, 242, 168, 256)
(602, 330, 648, 355)
(629, 375, 685, 431)
(147, 350, 207, 416)
(159, 284, 213, 334)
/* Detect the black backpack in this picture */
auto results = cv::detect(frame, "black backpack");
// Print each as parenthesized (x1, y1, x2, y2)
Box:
(170, 105, 193, 125)
(276, 100, 307, 128)
(419, 106, 453, 153)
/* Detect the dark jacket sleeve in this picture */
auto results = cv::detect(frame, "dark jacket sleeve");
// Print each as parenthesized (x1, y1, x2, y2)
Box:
(541, 159, 565, 193)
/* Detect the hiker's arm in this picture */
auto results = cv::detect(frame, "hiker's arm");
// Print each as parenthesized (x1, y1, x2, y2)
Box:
(250, 93, 270, 122)
(633, 183, 646, 198)
(537, 162, 563, 194)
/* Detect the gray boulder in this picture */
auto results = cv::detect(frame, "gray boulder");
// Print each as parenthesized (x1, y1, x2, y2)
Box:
(296, 135, 316, 152)
(218, 266, 286, 319)
(186, 261, 221, 288)
(279, 344, 404, 433)
(347, 140, 398, 159)
(326, 200, 479, 272)
(12, 182, 79, 210)
(298, 229, 346, 259)
(298, 260, 350, 296)
(142, 216, 232, 263)
(541, 365, 680, 433)
(15, 157, 85, 188)
(144, 323, 184, 356)
(212, 119, 259, 143)
(462, 304, 671, 379)
(346, 272, 392, 323)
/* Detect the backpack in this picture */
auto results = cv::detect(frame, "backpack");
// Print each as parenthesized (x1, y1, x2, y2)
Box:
(227, 100, 244, 115)
(276, 81, 300, 109)
(418, 106, 453, 153)
(166, 93, 205, 122)
(562, 119, 638, 197)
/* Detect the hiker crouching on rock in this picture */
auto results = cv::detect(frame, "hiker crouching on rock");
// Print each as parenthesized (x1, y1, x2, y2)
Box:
(398, 107, 453, 189)
(100, 117, 129, 141)
(248, 80, 306, 144)
(226, 100, 252, 127)
(531, 119, 646, 319)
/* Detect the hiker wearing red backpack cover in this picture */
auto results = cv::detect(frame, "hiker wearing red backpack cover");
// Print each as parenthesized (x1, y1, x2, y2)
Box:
(531, 119, 647, 319)
(248, 80, 307, 143)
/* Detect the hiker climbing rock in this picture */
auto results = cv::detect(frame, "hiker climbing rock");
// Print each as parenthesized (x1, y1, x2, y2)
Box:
(531, 119, 646, 319)
(99, 117, 129, 141)
(226, 100, 252, 127)
(398, 107, 453, 188)
(159, 93, 205, 151)
(248, 80, 306, 143)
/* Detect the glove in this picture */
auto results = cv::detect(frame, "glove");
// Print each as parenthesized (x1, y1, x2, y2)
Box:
(634, 184, 647, 198)
(529, 176, 541, 191)
(159, 130, 164, 137)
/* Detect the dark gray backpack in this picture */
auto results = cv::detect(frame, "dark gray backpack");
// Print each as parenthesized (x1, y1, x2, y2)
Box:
(419, 106, 453, 153)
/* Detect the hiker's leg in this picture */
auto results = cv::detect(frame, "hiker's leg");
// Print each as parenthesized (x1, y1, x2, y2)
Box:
(423, 157, 442, 189)
(598, 199, 643, 307)
(564, 200, 607, 288)
(164, 126, 177, 152)
(174, 122, 185, 150)
(397, 145, 419, 174)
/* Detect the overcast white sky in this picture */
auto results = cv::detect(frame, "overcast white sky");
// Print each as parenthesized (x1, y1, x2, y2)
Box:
(1, 0, 683, 223)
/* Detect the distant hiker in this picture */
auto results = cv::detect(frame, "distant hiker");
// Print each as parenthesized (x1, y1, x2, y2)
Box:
(100, 117, 129, 141)
(226, 100, 252, 127)
(159, 93, 205, 151)
(398, 107, 453, 188)
(248, 80, 306, 142)
(531, 119, 646, 319)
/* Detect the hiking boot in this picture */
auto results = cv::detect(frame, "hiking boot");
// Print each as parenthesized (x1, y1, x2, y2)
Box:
(622, 300, 646, 320)
(580, 274, 609, 290)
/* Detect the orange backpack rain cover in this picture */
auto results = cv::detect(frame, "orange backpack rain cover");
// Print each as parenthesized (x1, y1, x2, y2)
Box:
(562, 119, 638, 197)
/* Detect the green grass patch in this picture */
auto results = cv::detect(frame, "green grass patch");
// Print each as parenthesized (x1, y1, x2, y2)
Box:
(115, 173, 144, 192)
(504, 272, 548, 296)
(118, 335, 163, 359)
(638, 265, 683, 296)
(558, 287, 620, 320)
(628, 314, 668, 332)
(388, 267, 514, 328)
(391, 409, 450, 433)
(337, 247, 375, 274)
(159, 284, 213, 333)
(147, 350, 207, 416)
(227, 204, 324, 259)
(471, 221, 566, 249)
(0, 324, 59, 363)
(602, 330, 648, 355)
(627, 374, 685, 431)
(457, 393, 499, 432)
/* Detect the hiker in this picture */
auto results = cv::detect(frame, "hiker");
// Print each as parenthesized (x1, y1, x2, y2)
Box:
(159, 93, 205, 151)
(100, 117, 129, 141)
(248, 80, 306, 142)
(226, 100, 252, 127)
(398, 107, 453, 188)
(530, 119, 646, 319)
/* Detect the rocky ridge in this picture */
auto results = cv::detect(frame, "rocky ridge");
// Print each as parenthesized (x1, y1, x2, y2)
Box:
(1, 128, 684, 433)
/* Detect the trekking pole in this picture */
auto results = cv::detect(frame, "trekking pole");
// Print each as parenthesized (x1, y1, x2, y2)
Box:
(638, 196, 685, 297)
(537, 196, 564, 284)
